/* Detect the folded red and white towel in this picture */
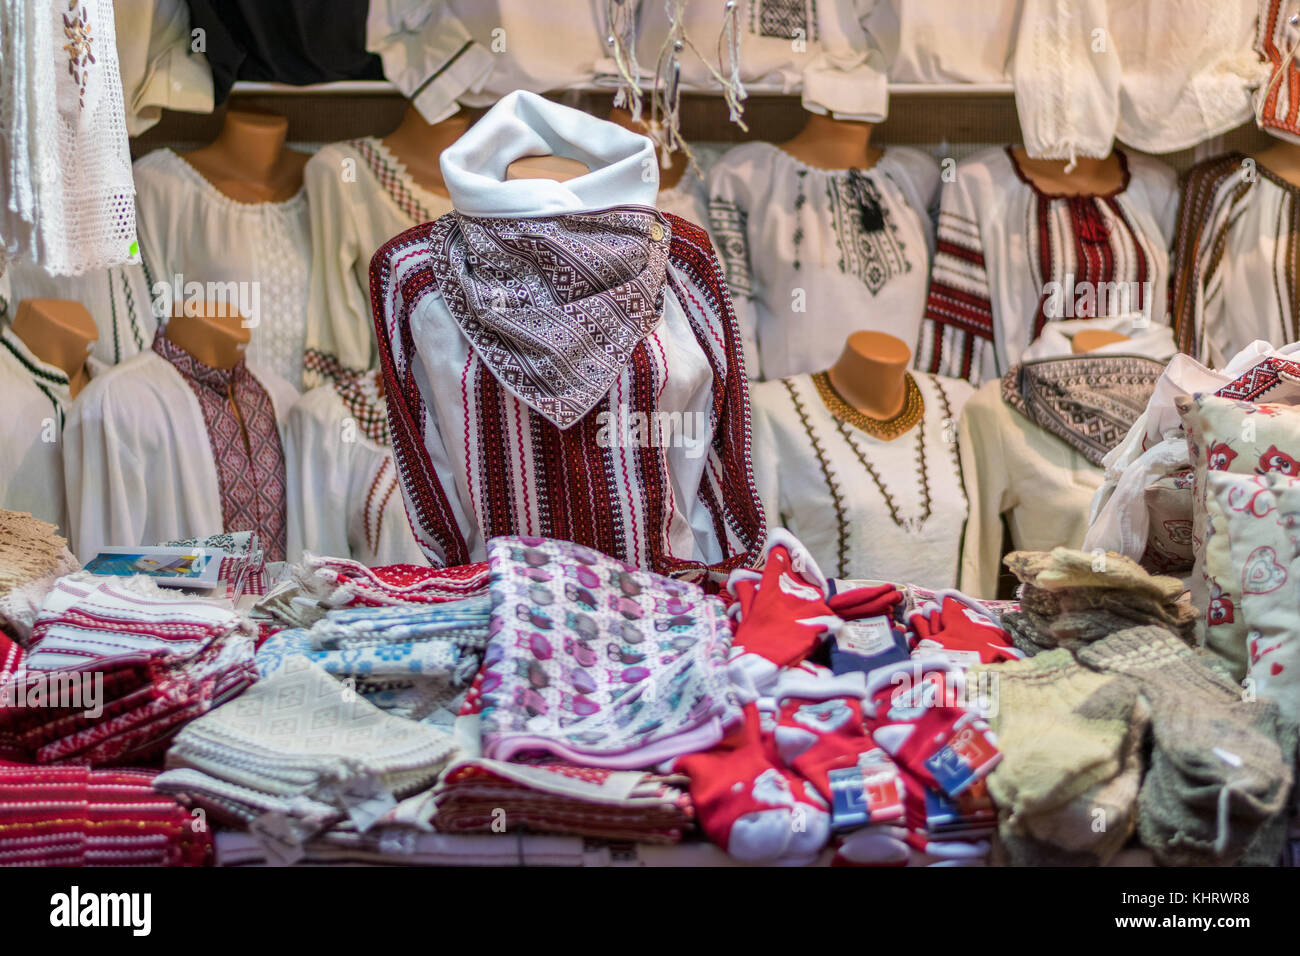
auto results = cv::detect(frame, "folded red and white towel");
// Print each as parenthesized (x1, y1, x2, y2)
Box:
(0, 760, 211, 866)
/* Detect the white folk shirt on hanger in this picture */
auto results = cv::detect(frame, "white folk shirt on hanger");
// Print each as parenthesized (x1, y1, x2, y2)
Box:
(749, 370, 973, 588)
(302, 137, 453, 389)
(133, 148, 312, 389)
(708, 142, 939, 381)
(0, 326, 105, 542)
(62, 346, 297, 563)
(917, 146, 1177, 388)
(285, 371, 425, 567)
(1171, 154, 1300, 368)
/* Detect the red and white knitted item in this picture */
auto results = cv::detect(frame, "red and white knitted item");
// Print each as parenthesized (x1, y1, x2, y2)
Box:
(727, 529, 841, 668)
(772, 671, 873, 802)
(907, 592, 1019, 665)
(0, 761, 211, 866)
(293, 554, 490, 608)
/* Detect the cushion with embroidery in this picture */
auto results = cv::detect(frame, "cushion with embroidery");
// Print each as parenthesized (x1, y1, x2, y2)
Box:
(1179, 394, 1300, 679)
(1208, 471, 1300, 728)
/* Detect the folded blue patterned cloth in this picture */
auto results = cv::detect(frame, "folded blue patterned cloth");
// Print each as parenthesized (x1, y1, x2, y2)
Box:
(257, 597, 491, 729)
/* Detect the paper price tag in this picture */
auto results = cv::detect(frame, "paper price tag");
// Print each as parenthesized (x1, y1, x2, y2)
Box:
(838, 617, 898, 656)
(250, 811, 306, 866)
(921, 718, 1001, 797)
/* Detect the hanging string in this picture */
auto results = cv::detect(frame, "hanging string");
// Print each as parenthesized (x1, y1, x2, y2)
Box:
(648, 0, 750, 172)
(605, 0, 643, 123)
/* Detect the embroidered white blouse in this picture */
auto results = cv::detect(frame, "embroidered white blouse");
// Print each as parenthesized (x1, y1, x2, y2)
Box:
(0, 325, 105, 541)
(917, 146, 1178, 388)
(303, 137, 453, 387)
(750, 370, 973, 588)
(708, 141, 939, 381)
(63, 350, 297, 562)
(285, 374, 425, 567)
(133, 148, 312, 389)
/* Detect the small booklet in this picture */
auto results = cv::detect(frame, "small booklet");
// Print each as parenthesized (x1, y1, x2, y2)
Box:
(84, 546, 223, 590)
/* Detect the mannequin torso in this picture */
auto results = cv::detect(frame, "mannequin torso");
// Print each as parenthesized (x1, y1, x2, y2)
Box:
(826, 330, 911, 421)
(382, 105, 482, 197)
(11, 299, 97, 398)
(780, 112, 883, 172)
(182, 109, 309, 203)
(163, 303, 249, 371)
(1009, 147, 1126, 196)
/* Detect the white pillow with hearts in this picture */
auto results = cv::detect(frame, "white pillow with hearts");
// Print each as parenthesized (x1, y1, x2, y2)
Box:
(1208, 471, 1300, 729)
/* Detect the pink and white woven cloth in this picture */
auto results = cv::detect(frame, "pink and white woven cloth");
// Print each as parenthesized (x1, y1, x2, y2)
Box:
(292, 554, 491, 608)
(0, 761, 211, 866)
(0, 575, 257, 766)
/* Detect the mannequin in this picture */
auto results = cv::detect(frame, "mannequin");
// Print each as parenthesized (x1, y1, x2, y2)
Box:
(381, 104, 484, 197)
(1071, 328, 1131, 353)
(163, 301, 249, 370)
(826, 330, 910, 420)
(10, 299, 97, 398)
(1251, 135, 1300, 189)
(505, 154, 589, 182)
(607, 107, 687, 190)
(1009, 148, 1126, 196)
(182, 108, 309, 203)
(780, 112, 883, 172)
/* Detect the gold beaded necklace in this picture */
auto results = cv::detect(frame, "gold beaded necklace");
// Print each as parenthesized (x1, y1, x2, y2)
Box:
(811, 370, 924, 441)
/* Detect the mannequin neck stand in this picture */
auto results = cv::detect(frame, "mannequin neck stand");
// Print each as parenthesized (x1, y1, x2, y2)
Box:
(182, 109, 308, 203)
(780, 112, 883, 172)
(607, 107, 689, 190)
(164, 303, 250, 371)
(505, 155, 590, 182)
(1072, 329, 1131, 354)
(1253, 135, 1300, 189)
(1009, 147, 1125, 196)
(11, 299, 97, 398)
(382, 104, 482, 197)
(826, 330, 911, 420)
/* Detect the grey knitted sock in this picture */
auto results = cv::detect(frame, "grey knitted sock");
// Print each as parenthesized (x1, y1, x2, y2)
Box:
(1078, 626, 1293, 865)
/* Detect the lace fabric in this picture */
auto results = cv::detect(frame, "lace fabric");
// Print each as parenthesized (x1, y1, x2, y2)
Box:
(1, 0, 138, 276)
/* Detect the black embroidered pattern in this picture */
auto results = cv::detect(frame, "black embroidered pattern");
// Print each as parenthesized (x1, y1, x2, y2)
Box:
(784, 377, 848, 577)
(828, 400, 931, 534)
(751, 0, 818, 42)
(707, 198, 756, 300)
(826, 171, 911, 294)
(792, 169, 808, 272)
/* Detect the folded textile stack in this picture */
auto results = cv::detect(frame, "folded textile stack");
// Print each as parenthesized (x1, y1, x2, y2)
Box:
(0, 509, 80, 641)
(1077, 626, 1295, 866)
(293, 554, 490, 608)
(478, 536, 741, 769)
(155, 658, 457, 862)
(0, 575, 257, 765)
(162, 532, 270, 603)
(972, 650, 1148, 865)
(999, 548, 1196, 656)
(0, 761, 211, 866)
(434, 714, 693, 845)
(256, 596, 492, 729)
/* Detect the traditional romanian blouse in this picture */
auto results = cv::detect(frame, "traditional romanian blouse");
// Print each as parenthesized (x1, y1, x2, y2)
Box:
(1170, 153, 1300, 368)
(917, 145, 1177, 387)
(749, 370, 973, 588)
(63, 334, 297, 562)
(708, 141, 939, 381)
(133, 148, 312, 389)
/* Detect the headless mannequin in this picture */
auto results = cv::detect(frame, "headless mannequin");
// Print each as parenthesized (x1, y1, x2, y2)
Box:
(506, 154, 589, 182)
(607, 107, 688, 190)
(1251, 134, 1300, 189)
(780, 112, 883, 172)
(1010, 147, 1126, 196)
(1071, 329, 1131, 354)
(182, 109, 309, 203)
(826, 330, 910, 420)
(11, 299, 97, 398)
(382, 103, 483, 197)
(164, 302, 250, 371)
(164, 302, 253, 444)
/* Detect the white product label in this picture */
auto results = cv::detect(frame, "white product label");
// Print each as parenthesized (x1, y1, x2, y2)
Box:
(837, 616, 896, 656)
